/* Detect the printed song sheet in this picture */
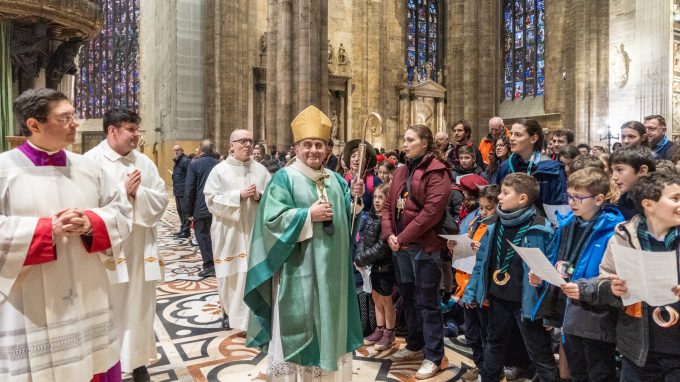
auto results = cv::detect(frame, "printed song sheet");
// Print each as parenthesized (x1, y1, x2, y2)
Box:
(509, 242, 565, 286)
(611, 244, 678, 307)
(440, 234, 476, 274)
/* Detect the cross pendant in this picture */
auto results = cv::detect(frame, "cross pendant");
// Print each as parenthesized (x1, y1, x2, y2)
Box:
(62, 289, 78, 306)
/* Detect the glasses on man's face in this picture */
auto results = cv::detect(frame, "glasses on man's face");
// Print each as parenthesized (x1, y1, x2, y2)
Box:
(54, 113, 77, 125)
(496, 143, 507, 148)
(566, 193, 595, 204)
(231, 138, 254, 145)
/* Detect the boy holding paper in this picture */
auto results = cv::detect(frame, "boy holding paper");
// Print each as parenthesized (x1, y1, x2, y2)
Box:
(467, 173, 558, 382)
(595, 172, 680, 381)
(529, 168, 624, 382)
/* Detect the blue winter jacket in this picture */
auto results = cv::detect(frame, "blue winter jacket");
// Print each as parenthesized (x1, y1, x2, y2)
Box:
(532, 206, 624, 340)
(462, 213, 556, 319)
(492, 154, 568, 206)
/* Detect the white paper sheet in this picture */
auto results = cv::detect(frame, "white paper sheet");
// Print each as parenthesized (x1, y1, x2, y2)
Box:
(542, 204, 572, 226)
(440, 234, 477, 274)
(611, 244, 679, 307)
(357, 265, 372, 293)
(510, 242, 565, 287)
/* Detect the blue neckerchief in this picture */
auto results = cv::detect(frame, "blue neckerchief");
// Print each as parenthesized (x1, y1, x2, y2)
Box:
(652, 136, 670, 157)
(508, 151, 541, 175)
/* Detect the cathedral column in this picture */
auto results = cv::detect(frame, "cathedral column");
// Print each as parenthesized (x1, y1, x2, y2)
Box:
(266, 0, 328, 152)
(445, 0, 498, 142)
(634, 0, 671, 120)
(205, 0, 258, 152)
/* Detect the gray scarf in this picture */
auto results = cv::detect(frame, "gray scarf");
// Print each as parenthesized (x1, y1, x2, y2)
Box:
(496, 205, 536, 227)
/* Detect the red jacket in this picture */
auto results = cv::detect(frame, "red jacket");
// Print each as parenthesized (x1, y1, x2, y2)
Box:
(381, 153, 452, 253)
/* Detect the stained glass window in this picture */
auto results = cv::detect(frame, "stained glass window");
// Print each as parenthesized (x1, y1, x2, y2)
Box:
(406, 0, 442, 84)
(75, 0, 140, 119)
(503, 0, 545, 100)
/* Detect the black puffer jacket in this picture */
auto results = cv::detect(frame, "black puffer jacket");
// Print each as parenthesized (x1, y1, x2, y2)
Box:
(355, 209, 392, 270)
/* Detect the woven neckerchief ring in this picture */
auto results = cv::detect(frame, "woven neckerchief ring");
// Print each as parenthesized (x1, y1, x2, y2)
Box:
(508, 150, 541, 175)
(637, 218, 680, 328)
(492, 223, 532, 286)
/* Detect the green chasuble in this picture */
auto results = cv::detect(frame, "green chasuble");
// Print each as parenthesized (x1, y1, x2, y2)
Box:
(244, 160, 363, 371)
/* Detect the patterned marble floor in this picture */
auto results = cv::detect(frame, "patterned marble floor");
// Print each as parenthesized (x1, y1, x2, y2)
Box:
(127, 199, 479, 382)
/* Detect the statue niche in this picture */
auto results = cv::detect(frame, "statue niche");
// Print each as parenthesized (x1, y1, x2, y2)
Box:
(10, 22, 50, 89)
(46, 38, 84, 90)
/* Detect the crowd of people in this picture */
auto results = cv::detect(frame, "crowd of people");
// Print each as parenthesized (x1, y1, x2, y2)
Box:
(4, 86, 680, 382)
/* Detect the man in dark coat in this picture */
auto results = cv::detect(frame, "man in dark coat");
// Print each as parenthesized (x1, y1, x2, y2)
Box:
(185, 139, 220, 277)
(172, 144, 192, 238)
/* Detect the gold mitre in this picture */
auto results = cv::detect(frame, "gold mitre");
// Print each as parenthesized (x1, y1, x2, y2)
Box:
(291, 105, 332, 143)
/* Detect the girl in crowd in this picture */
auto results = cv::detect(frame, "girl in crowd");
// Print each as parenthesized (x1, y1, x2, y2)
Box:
(382, 124, 451, 380)
(355, 183, 396, 351)
(492, 118, 567, 208)
(620, 120, 650, 148)
(377, 159, 396, 185)
(484, 136, 510, 181)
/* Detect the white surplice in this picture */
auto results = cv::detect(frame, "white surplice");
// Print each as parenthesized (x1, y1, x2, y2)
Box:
(85, 140, 169, 372)
(204, 156, 271, 331)
(0, 149, 132, 382)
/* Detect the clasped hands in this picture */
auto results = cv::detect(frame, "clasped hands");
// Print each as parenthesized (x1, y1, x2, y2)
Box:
(240, 184, 261, 201)
(52, 208, 92, 238)
(124, 169, 141, 198)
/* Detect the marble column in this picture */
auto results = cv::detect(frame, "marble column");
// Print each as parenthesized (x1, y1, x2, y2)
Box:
(266, 0, 328, 152)
(635, 0, 671, 120)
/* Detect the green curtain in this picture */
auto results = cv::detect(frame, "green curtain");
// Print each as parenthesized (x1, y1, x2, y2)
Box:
(0, 22, 12, 151)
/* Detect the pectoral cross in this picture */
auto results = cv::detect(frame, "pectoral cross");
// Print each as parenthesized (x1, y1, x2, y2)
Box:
(62, 289, 78, 306)
(315, 171, 330, 203)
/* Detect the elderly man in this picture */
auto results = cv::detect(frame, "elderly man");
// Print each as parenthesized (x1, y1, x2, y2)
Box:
(645, 114, 674, 159)
(186, 140, 220, 277)
(204, 129, 271, 331)
(85, 108, 168, 381)
(478, 116, 507, 164)
(172, 144, 192, 238)
(434, 131, 452, 154)
(244, 105, 365, 381)
(0, 88, 132, 381)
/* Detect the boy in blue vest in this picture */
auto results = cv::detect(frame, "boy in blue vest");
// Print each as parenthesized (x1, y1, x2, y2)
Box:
(529, 168, 624, 381)
(469, 173, 558, 382)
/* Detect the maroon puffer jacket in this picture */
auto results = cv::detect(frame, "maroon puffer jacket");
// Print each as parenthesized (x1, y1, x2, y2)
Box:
(381, 153, 451, 253)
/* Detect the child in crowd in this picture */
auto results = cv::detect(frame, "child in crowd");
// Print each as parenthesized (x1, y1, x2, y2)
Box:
(467, 173, 558, 382)
(377, 158, 396, 185)
(452, 145, 484, 179)
(458, 184, 501, 381)
(355, 183, 396, 351)
(530, 168, 624, 382)
(570, 154, 606, 172)
(609, 146, 656, 219)
(595, 171, 680, 380)
(559, 145, 580, 176)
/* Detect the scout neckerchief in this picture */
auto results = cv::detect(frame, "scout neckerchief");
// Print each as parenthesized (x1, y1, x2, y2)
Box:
(508, 150, 541, 175)
(492, 206, 535, 285)
(554, 212, 599, 279)
(638, 218, 680, 327)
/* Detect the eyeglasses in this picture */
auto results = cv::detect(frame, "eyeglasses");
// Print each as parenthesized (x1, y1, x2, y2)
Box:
(496, 143, 507, 147)
(566, 193, 595, 204)
(231, 138, 254, 145)
(54, 113, 77, 125)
